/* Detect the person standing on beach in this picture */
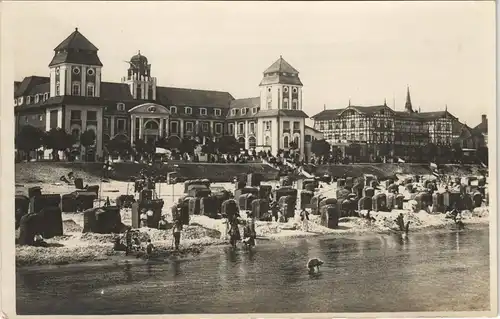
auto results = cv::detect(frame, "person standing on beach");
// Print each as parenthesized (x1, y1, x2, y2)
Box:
(300, 208, 310, 232)
(146, 239, 155, 258)
(125, 228, 132, 255)
(172, 220, 183, 250)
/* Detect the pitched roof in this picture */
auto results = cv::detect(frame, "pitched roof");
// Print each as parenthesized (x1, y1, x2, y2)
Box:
(311, 109, 343, 120)
(305, 125, 322, 133)
(473, 120, 487, 134)
(100, 82, 133, 101)
(264, 56, 299, 74)
(226, 97, 261, 119)
(49, 29, 102, 67)
(259, 73, 303, 86)
(349, 105, 394, 115)
(54, 28, 98, 51)
(229, 97, 260, 109)
(14, 76, 50, 98)
(156, 86, 234, 108)
(255, 109, 309, 118)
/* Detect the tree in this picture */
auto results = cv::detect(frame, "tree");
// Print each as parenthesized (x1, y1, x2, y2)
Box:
(201, 139, 217, 155)
(43, 128, 75, 161)
(165, 136, 182, 150)
(107, 135, 132, 158)
(216, 136, 240, 155)
(15, 125, 44, 161)
(452, 142, 463, 163)
(476, 146, 488, 165)
(179, 137, 198, 155)
(80, 130, 97, 161)
(289, 140, 298, 150)
(311, 139, 330, 158)
(134, 138, 155, 160)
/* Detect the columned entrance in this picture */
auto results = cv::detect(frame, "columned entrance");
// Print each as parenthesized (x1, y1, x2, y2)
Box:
(128, 103, 170, 145)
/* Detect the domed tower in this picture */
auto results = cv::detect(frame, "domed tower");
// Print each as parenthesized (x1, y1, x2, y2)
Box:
(122, 51, 157, 100)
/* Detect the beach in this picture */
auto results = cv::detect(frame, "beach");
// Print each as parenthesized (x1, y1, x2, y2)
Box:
(15, 177, 490, 268)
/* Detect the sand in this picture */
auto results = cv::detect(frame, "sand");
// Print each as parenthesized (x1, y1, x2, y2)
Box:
(15, 176, 489, 267)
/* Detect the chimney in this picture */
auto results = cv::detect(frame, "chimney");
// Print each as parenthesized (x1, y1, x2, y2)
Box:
(482, 114, 487, 125)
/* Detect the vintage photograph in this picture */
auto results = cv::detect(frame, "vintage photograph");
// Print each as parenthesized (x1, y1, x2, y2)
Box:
(3, 1, 496, 317)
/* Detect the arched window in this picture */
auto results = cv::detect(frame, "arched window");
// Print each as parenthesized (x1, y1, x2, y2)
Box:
(294, 136, 299, 146)
(170, 106, 177, 113)
(284, 136, 289, 148)
(145, 120, 159, 129)
(249, 137, 256, 148)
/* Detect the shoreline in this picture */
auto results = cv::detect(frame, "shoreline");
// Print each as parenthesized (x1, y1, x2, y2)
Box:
(16, 215, 489, 270)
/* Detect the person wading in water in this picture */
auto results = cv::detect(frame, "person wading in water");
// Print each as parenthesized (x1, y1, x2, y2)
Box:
(172, 220, 183, 250)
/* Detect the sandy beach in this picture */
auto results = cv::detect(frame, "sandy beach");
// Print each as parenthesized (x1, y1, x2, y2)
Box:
(15, 177, 489, 268)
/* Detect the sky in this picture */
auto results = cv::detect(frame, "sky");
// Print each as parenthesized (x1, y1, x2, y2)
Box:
(5, 1, 496, 127)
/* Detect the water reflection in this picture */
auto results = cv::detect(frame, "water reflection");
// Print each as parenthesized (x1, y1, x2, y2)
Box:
(16, 227, 490, 315)
(124, 261, 132, 282)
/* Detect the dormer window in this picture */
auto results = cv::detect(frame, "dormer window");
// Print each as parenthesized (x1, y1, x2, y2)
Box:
(252, 107, 257, 114)
(14, 99, 17, 106)
(34, 95, 40, 103)
(170, 106, 177, 114)
(241, 108, 247, 115)
(26, 96, 31, 104)
(231, 109, 237, 116)
(200, 108, 207, 116)
(214, 108, 221, 116)
(18, 97, 23, 105)
(185, 107, 192, 115)
(44, 93, 49, 101)
(117, 103, 125, 111)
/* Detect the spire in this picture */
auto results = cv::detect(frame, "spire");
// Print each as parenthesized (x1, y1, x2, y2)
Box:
(348, 98, 351, 107)
(384, 98, 387, 106)
(445, 104, 448, 112)
(405, 85, 413, 113)
(323, 104, 326, 110)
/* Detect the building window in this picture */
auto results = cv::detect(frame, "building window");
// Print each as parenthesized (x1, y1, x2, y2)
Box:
(252, 107, 258, 114)
(185, 107, 192, 115)
(283, 98, 289, 109)
(14, 99, 17, 106)
(170, 122, 178, 133)
(360, 133, 365, 141)
(373, 133, 378, 142)
(249, 122, 255, 134)
(71, 110, 81, 120)
(72, 67, 80, 74)
(38, 115, 43, 121)
(265, 121, 271, 131)
(342, 134, 347, 141)
(436, 123, 441, 130)
(293, 87, 298, 93)
(202, 122, 209, 132)
(360, 121, 364, 128)
(87, 111, 97, 121)
(265, 136, 270, 146)
(350, 120, 355, 128)
(228, 123, 234, 135)
(292, 99, 298, 109)
(214, 108, 221, 116)
(267, 99, 272, 109)
(186, 122, 193, 132)
(334, 134, 340, 141)
(231, 109, 237, 116)
(44, 93, 49, 100)
(238, 122, 244, 135)
(200, 108, 207, 116)
(293, 121, 300, 132)
(328, 122, 333, 130)
(215, 123, 222, 134)
(373, 119, 378, 127)
(72, 82, 81, 96)
(87, 84, 95, 97)
(241, 108, 247, 115)
(26, 96, 31, 104)
(284, 136, 289, 148)
(34, 95, 40, 103)
(342, 121, 347, 129)
(56, 83, 60, 96)
(71, 128, 80, 141)
(117, 103, 125, 111)
(117, 119, 126, 132)
(350, 133, 355, 141)
(284, 87, 289, 93)
(170, 106, 177, 114)
(387, 121, 392, 129)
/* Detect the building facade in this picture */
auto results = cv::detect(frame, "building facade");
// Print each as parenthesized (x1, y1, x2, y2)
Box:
(14, 28, 309, 160)
(311, 88, 480, 162)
